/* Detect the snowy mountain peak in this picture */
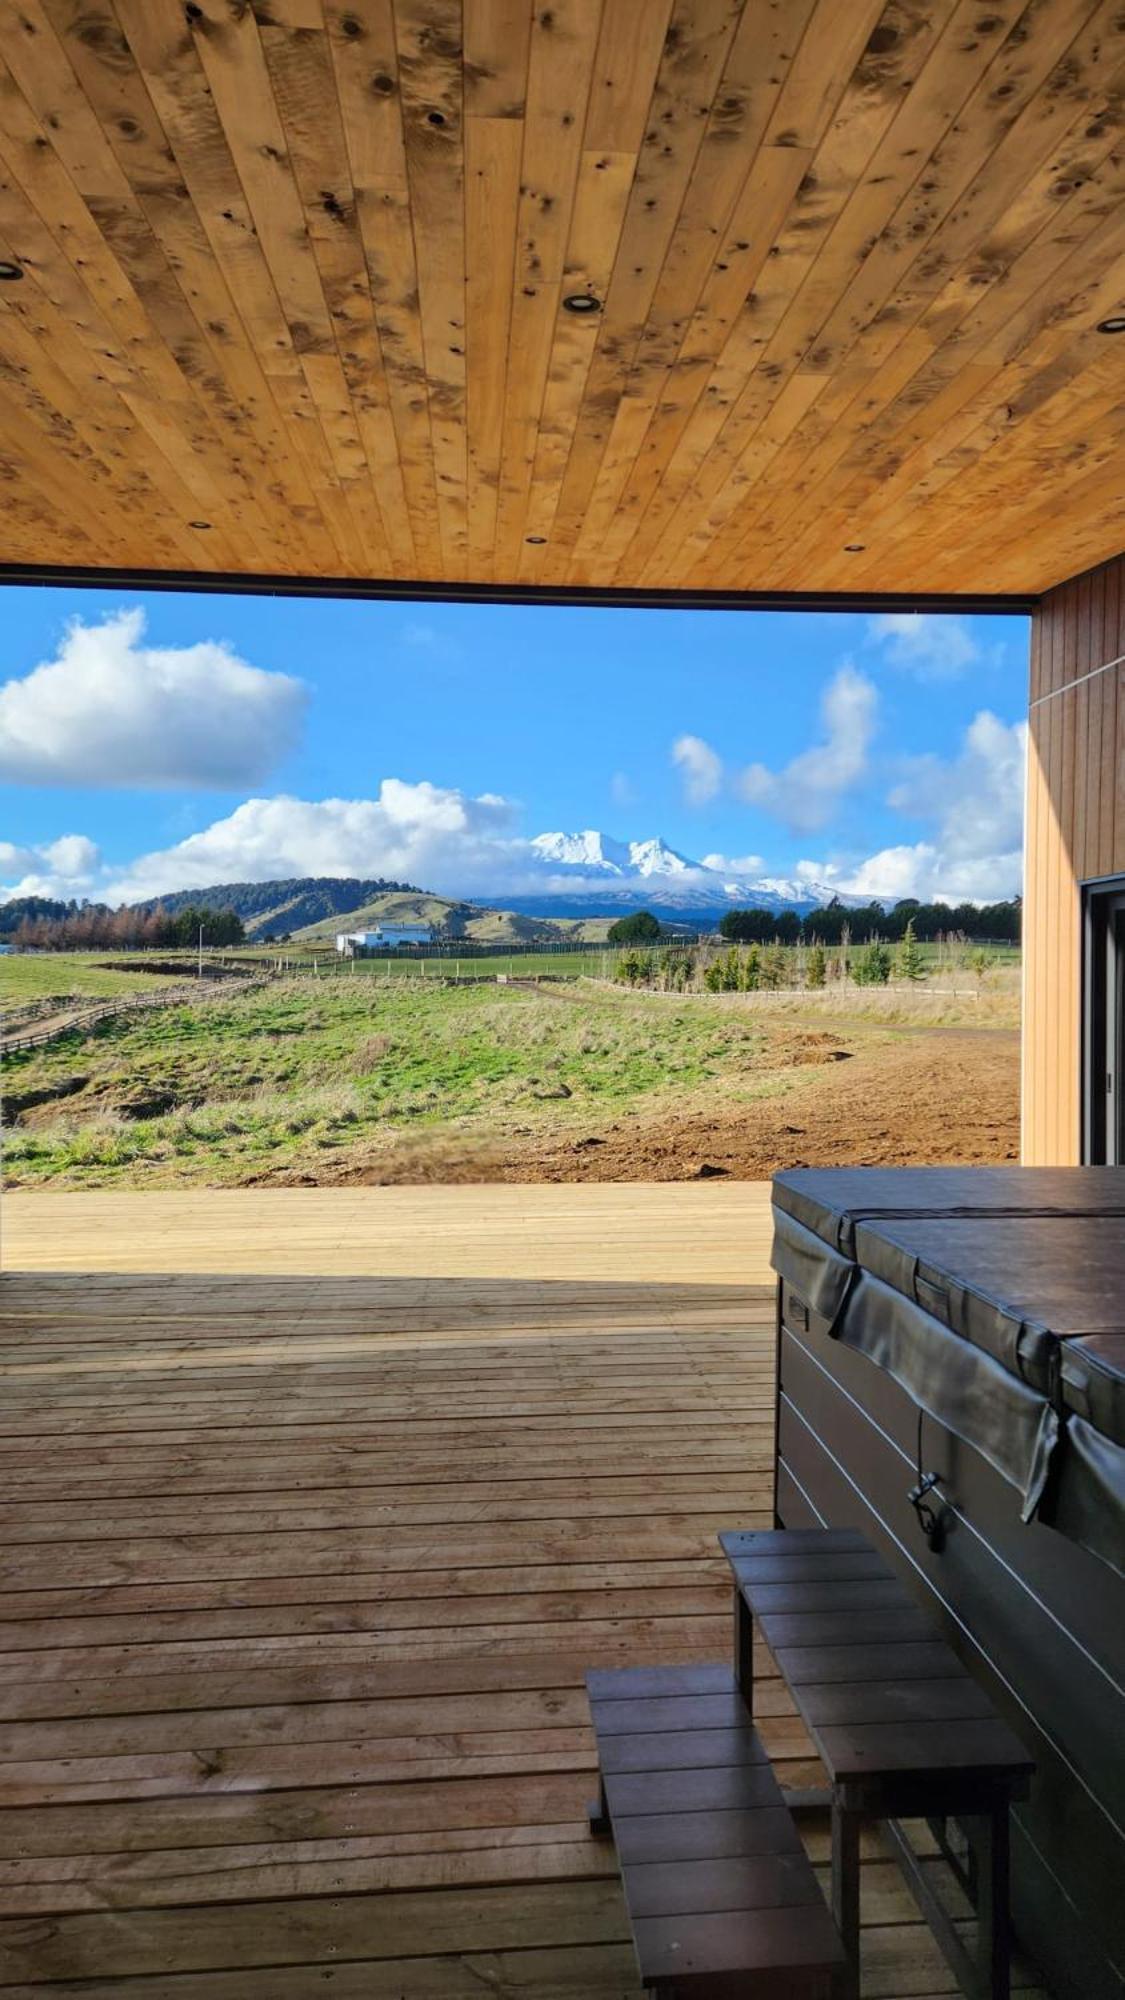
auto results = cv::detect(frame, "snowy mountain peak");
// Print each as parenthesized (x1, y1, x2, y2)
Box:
(530, 830, 632, 874)
(626, 837, 696, 877)
(502, 829, 861, 921)
(531, 830, 698, 878)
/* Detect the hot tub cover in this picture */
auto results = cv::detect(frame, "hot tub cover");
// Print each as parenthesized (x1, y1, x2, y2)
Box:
(773, 1165, 1125, 1257)
(850, 1214, 1125, 1397)
(771, 1169, 1125, 1574)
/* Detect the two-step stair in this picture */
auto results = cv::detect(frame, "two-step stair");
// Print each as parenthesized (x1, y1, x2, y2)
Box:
(587, 1529, 1033, 1998)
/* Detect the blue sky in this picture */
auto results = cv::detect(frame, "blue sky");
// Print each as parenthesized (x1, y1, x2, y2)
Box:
(0, 586, 1029, 907)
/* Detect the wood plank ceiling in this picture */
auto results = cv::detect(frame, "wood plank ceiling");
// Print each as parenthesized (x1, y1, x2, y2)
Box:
(0, 0, 1122, 597)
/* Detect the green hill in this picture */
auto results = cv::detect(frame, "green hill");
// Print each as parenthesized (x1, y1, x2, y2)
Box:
(124, 875, 617, 947)
(294, 891, 583, 945)
(130, 877, 420, 940)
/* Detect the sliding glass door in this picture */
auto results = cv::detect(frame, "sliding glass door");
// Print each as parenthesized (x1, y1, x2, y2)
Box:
(1084, 879, 1125, 1164)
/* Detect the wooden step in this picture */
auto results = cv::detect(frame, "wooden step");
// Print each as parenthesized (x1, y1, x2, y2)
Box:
(721, 1529, 1034, 1795)
(586, 1663, 843, 1996)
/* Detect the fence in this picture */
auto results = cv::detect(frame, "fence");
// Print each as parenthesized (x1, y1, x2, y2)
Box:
(2, 976, 267, 1055)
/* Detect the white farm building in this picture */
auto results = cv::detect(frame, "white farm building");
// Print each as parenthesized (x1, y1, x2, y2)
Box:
(335, 925, 433, 955)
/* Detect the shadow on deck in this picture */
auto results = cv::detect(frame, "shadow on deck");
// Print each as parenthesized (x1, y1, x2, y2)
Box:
(0, 1271, 1045, 1994)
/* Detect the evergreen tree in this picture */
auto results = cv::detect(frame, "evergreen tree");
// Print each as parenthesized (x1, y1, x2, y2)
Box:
(715, 945, 739, 991)
(607, 910, 661, 943)
(760, 944, 788, 990)
(896, 919, 925, 982)
(741, 946, 762, 992)
(806, 943, 826, 989)
(852, 940, 892, 986)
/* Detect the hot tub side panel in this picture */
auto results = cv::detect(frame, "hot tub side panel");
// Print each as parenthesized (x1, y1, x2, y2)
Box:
(775, 1285, 1125, 2000)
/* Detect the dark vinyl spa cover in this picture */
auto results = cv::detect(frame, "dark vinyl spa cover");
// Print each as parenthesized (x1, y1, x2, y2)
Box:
(771, 1169, 1125, 1574)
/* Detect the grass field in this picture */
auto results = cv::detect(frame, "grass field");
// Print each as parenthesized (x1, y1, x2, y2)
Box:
(3, 978, 779, 1186)
(0, 953, 180, 1004)
(3, 959, 1021, 1190)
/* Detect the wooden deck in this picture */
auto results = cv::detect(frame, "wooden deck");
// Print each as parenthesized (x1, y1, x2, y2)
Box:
(0, 1191, 1047, 1996)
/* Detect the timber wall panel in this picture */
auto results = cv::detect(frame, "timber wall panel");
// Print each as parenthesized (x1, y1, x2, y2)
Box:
(1023, 552, 1125, 1164)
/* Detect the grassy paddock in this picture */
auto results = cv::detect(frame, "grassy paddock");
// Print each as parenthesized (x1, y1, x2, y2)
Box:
(3, 977, 797, 1187)
(3, 954, 1021, 1191)
(1, 953, 183, 1005)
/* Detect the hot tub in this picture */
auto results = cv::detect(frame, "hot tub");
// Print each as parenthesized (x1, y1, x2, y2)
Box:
(770, 1166, 1125, 2000)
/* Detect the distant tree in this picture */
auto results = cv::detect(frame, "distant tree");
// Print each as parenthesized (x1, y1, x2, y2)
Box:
(896, 920, 925, 982)
(852, 940, 892, 986)
(720, 909, 775, 944)
(616, 949, 646, 986)
(800, 897, 848, 943)
(608, 910, 661, 943)
(659, 948, 693, 991)
(806, 944, 826, 989)
(741, 946, 762, 992)
(760, 944, 788, 990)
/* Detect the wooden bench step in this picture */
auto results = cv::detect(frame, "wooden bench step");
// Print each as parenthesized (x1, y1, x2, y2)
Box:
(719, 1526, 1036, 2000)
(587, 1663, 844, 1996)
(720, 1529, 1034, 1794)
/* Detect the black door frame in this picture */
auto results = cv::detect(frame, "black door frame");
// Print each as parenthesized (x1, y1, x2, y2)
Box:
(1082, 875, 1125, 1164)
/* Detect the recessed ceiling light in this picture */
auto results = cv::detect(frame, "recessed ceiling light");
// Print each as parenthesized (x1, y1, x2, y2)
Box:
(0, 260, 24, 281)
(562, 292, 601, 315)
(525, 535, 547, 545)
(1096, 314, 1125, 334)
(844, 543, 866, 553)
(189, 520, 212, 530)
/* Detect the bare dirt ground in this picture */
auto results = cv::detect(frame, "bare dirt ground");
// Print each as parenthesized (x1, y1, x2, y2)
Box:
(321, 1021, 1019, 1186)
(503, 1026, 1019, 1181)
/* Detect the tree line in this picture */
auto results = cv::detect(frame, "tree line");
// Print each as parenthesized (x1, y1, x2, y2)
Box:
(718, 896, 1020, 944)
(615, 920, 996, 994)
(4, 900, 245, 951)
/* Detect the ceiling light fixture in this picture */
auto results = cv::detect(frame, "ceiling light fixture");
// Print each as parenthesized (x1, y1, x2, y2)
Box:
(562, 292, 601, 315)
(525, 535, 547, 545)
(844, 543, 866, 553)
(1096, 314, 1125, 334)
(189, 520, 212, 530)
(0, 260, 24, 281)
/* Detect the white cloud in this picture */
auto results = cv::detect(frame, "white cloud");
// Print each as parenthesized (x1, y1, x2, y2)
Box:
(0, 608, 307, 788)
(701, 851, 765, 876)
(1, 777, 783, 911)
(867, 612, 981, 682)
(0, 833, 103, 902)
(402, 622, 462, 662)
(42, 833, 100, 878)
(610, 771, 636, 808)
(103, 781, 518, 905)
(737, 665, 877, 832)
(800, 710, 1026, 903)
(672, 734, 723, 805)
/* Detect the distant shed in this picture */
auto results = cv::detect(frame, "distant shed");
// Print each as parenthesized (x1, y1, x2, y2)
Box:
(335, 926, 433, 955)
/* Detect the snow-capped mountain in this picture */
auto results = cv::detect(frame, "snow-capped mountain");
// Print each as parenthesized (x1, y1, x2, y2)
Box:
(529, 831, 697, 878)
(483, 831, 860, 924)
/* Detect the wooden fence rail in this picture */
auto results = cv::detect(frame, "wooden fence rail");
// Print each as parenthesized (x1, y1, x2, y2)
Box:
(2, 978, 267, 1056)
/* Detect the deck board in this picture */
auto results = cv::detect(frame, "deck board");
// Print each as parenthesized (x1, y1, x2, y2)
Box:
(0, 1192, 1047, 1994)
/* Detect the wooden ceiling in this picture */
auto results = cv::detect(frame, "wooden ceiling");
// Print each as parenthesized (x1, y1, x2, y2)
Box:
(0, 0, 1122, 599)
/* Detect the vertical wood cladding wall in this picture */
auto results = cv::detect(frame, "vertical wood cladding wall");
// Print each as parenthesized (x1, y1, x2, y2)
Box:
(1024, 555, 1125, 1164)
